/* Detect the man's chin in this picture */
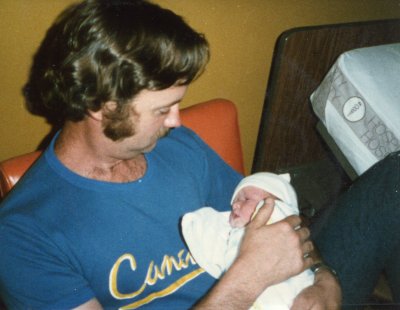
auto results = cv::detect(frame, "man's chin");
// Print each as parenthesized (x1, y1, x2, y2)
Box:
(143, 129, 171, 153)
(158, 128, 171, 139)
(142, 143, 157, 154)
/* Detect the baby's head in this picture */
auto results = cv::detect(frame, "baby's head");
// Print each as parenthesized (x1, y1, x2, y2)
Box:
(229, 173, 297, 228)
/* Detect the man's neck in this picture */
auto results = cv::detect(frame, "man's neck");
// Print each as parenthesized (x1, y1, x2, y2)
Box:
(54, 121, 147, 183)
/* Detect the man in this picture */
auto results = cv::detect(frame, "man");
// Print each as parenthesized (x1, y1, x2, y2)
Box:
(0, 0, 340, 309)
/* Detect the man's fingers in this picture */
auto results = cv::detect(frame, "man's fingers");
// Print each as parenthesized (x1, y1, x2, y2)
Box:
(297, 226, 311, 242)
(302, 240, 314, 254)
(285, 214, 303, 231)
(249, 198, 275, 226)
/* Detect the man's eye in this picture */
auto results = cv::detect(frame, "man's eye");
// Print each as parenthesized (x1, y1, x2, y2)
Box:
(158, 108, 170, 115)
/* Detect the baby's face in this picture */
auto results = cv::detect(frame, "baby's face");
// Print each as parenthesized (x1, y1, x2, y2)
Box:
(229, 186, 277, 228)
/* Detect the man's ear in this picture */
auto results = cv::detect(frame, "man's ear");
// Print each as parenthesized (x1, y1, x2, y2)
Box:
(87, 101, 117, 121)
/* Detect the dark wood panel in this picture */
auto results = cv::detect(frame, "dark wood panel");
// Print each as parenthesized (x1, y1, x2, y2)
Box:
(252, 19, 400, 173)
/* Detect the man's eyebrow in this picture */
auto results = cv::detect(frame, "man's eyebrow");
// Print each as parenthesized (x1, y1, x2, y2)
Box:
(156, 99, 182, 108)
(168, 99, 182, 106)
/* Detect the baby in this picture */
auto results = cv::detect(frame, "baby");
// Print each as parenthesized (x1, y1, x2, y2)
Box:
(181, 172, 314, 309)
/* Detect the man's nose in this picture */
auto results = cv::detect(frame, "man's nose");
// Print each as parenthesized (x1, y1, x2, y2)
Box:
(164, 104, 181, 128)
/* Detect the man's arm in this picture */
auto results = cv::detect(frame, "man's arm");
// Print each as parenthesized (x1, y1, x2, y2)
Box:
(73, 298, 103, 310)
(195, 199, 314, 309)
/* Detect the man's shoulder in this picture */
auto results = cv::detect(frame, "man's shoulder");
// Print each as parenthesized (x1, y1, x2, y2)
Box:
(161, 126, 208, 151)
(169, 126, 201, 141)
(0, 151, 66, 217)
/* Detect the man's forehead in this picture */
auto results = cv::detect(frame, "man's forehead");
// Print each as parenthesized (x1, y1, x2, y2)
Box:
(132, 86, 187, 106)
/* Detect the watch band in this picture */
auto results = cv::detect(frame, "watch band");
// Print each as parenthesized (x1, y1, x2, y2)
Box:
(311, 262, 339, 281)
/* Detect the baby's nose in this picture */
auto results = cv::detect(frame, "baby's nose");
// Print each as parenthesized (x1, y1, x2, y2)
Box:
(232, 202, 241, 210)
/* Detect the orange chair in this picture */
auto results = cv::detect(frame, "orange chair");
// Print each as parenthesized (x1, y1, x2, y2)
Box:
(0, 98, 244, 200)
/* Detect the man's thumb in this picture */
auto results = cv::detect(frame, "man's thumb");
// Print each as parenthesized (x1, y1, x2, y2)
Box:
(251, 198, 275, 226)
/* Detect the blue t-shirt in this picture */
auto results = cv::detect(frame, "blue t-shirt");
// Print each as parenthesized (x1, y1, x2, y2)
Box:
(0, 127, 242, 309)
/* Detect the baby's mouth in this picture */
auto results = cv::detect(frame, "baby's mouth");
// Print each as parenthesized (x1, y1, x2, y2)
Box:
(229, 211, 241, 227)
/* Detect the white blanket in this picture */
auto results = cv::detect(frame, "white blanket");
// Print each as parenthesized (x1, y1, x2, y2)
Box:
(181, 202, 314, 309)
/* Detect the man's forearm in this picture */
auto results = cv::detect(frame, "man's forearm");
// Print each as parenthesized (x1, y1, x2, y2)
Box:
(194, 258, 266, 309)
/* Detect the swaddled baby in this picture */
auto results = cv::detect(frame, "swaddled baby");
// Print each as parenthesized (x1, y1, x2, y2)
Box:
(181, 172, 314, 310)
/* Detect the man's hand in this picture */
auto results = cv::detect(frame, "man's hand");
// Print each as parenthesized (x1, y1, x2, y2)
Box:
(291, 268, 342, 310)
(237, 198, 314, 288)
(195, 198, 314, 309)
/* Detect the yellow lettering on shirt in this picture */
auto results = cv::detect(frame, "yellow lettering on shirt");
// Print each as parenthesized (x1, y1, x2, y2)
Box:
(120, 268, 204, 309)
(109, 249, 203, 308)
(109, 253, 146, 299)
(146, 249, 194, 284)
